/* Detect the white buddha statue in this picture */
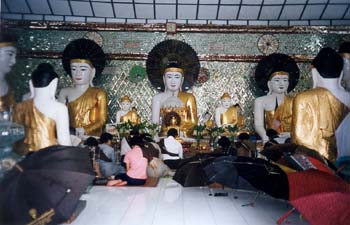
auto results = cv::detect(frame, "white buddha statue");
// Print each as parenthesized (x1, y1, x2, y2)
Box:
(151, 63, 197, 137)
(339, 42, 350, 92)
(58, 39, 107, 137)
(215, 92, 244, 129)
(0, 31, 17, 114)
(116, 95, 140, 125)
(13, 63, 71, 155)
(292, 47, 350, 161)
(254, 53, 300, 143)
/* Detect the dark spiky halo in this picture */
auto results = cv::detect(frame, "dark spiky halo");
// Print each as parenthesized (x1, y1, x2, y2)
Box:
(62, 38, 106, 78)
(146, 39, 200, 92)
(255, 53, 300, 93)
(339, 42, 350, 54)
(312, 47, 343, 78)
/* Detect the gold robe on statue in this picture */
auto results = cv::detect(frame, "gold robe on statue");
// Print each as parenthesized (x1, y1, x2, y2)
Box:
(0, 90, 15, 113)
(264, 96, 293, 133)
(221, 106, 244, 128)
(120, 110, 141, 125)
(68, 87, 107, 136)
(291, 87, 348, 161)
(13, 99, 57, 155)
(160, 92, 197, 137)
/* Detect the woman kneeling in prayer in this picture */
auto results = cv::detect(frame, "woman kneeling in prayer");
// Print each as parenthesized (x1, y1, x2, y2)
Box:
(107, 134, 148, 186)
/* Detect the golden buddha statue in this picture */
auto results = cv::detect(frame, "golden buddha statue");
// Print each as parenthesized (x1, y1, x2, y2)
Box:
(58, 39, 107, 137)
(0, 31, 17, 114)
(152, 63, 198, 137)
(292, 48, 350, 161)
(116, 95, 141, 125)
(254, 53, 300, 143)
(14, 63, 71, 155)
(215, 92, 244, 129)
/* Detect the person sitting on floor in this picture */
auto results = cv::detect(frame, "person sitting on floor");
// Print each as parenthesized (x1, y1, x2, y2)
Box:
(99, 132, 125, 178)
(158, 128, 183, 170)
(141, 133, 171, 178)
(107, 134, 148, 186)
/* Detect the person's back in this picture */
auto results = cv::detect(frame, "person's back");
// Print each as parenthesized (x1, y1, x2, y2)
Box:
(98, 132, 125, 177)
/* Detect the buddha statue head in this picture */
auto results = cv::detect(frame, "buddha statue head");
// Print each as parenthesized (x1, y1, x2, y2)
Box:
(255, 53, 300, 95)
(120, 95, 132, 112)
(0, 31, 17, 79)
(311, 47, 343, 84)
(163, 62, 184, 93)
(31, 63, 59, 98)
(220, 92, 232, 109)
(62, 39, 106, 87)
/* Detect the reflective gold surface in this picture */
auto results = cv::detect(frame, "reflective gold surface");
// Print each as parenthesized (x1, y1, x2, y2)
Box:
(264, 96, 294, 133)
(13, 99, 57, 155)
(67, 87, 107, 136)
(0, 90, 15, 112)
(160, 92, 197, 137)
(220, 106, 244, 128)
(291, 87, 349, 161)
(120, 110, 141, 125)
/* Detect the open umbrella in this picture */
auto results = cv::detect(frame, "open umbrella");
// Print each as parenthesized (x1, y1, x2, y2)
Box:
(204, 155, 254, 190)
(291, 192, 350, 225)
(233, 157, 289, 200)
(287, 169, 349, 201)
(173, 153, 219, 187)
(0, 145, 94, 225)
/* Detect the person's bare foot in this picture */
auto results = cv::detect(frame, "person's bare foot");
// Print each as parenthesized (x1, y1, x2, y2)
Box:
(107, 179, 127, 186)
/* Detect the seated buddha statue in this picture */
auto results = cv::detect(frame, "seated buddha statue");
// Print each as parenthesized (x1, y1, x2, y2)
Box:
(116, 95, 141, 125)
(254, 53, 300, 144)
(292, 47, 350, 161)
(13, 63, 71, 155)
(58, 39, 108, 137)
(215, 92, 244, 129)
(151, 63, 198, 137)
(0, 31, 17, 115)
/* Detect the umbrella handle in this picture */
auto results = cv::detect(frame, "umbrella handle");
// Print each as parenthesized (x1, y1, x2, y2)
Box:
(276, 208, 295, 225)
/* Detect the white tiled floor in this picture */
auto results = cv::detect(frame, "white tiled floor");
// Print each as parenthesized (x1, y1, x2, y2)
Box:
(70, 178, 309, 225)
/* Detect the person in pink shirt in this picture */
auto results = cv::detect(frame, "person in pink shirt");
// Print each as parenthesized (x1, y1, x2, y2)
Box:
(107, 135, 148, 186)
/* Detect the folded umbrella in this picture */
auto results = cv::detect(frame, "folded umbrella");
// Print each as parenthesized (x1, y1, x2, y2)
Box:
(0, 145, 95, 225)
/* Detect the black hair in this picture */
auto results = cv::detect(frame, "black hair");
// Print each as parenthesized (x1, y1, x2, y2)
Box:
(312, 47, 343, 78)
(84, 137, 99, 147)
(100, 132, 113, 144)
(218, 136, 231, 148)
(339, 42, 350, 54)
(167, 128, 178, 137)
(128, 134, 144, 147)
(31, 63, 58, 88)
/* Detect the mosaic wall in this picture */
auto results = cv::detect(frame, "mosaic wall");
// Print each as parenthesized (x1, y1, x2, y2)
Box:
(6, 23, 350, 132)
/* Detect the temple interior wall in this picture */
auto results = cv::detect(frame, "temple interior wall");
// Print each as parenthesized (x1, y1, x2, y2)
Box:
(5, 22, 350, 132)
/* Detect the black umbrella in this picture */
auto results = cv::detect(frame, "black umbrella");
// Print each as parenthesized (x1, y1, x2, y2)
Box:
(173, 153, 219, 187)
(0, 145, 95, 225)
(233, 157, 289, 200)
(204, 156, 255, 190)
